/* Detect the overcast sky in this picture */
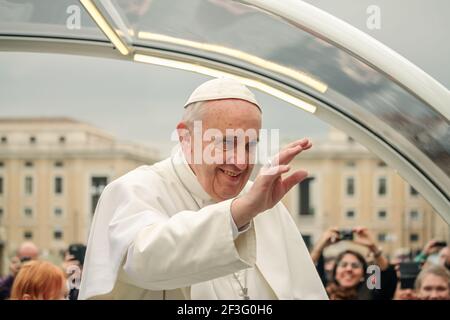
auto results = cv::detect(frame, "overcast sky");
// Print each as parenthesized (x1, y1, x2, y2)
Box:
(0, 0, 448, 156)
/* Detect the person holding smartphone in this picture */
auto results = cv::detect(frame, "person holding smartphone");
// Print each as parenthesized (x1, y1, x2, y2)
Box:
(310, 226, 397, 300)
(61, 244, 86, 300)
(414, 239, 447, 265)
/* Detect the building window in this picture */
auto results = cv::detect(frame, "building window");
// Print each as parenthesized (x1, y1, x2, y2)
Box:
(377, 177, 387, 196)
(25, 176, 33, 195)
(24, 207, 33, 218)
(0, 207, 3, 219)
(410, 186, 419, 196)
(59, 136, 66, 144)
(24, 161, 33, 168)
(346, 210, 355, 219)
(346, 177, 355, 196)
(0, 176, 3, 195)
(54, 230, 63, 240)
(91, 176, 108, 215)
(1, 136, 7, 144)
(345, 161, 355, 168)
(54, 176, 63, 195)
(302, 234, 313, 250)
(378, 210, 387, 219)
(29, 136, 36, 144)
(54, 161, 64, 168)
(0, 161, 4, 167)
(410, 210, 420, 221)
(24, 231, 33, 240)
(298, 177, 315, 216)
(410, 233, 419, 242)
(54, 208, 63, 217)
(378, 161, 387, 167)
(377, 233, 386, 242)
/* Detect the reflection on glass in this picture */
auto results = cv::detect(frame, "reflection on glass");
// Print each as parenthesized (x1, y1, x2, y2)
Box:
(108, 0, 449, 189)
(1, 0, 448, 195)
(0, 0, 106, 40)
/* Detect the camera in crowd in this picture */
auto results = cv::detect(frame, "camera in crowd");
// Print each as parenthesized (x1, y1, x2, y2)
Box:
(338, 229, 354, 241)
(68, 243, 87, 266)
(432, 241, 447, 248)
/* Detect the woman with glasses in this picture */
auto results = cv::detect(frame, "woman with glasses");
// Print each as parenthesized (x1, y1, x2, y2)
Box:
(310, 227, 397, 300)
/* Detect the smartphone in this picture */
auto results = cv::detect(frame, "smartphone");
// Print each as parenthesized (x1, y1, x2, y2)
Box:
(433, 241, 447, 248)
(338, 229, 354, 241)
(399, 262, 421, 289)
(68, 244, 87, 266)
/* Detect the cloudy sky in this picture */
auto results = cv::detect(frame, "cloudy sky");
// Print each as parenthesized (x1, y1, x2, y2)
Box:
(0, 0, 448, 156)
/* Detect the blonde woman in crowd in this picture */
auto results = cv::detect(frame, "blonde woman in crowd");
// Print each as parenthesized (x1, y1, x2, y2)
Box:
(395, 265, 450, 300)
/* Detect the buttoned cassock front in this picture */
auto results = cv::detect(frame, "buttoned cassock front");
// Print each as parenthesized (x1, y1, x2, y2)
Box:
(78, 147, 327, 300)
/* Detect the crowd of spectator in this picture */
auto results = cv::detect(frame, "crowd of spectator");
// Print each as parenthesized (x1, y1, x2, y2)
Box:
(0, 242, 85, 300)
(0, 229, 448, 300)
(310, 227, 449, 300)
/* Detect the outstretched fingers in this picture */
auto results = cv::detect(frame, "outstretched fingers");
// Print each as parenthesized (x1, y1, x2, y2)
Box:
(259, 165, 291, 186)
(282, 169, 308, 192)
(286, 138, 312, 150)
(274, 139, 312, 166)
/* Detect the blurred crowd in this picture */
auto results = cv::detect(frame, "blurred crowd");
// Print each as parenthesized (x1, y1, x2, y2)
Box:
(0, 242, 85, 300)
(0, 227, 448, 300)
(310, 227, 450, 300)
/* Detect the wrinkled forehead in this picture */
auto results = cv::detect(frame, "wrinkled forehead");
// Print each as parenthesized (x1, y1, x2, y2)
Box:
(202, 99, 261, 126)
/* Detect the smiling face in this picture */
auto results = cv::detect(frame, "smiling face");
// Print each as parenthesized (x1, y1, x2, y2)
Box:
(178, 98, 261, 202)
(335, 253, 365, 289)
(418, 274, 450, 300)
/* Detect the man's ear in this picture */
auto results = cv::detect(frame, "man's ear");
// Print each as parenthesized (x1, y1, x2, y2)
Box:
(176, 122, 194, 164)
(176, 122, 191, 145)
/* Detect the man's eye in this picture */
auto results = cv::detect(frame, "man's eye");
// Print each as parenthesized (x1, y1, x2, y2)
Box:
(247, 141, 258, 150)
(223, 140, 234, 150)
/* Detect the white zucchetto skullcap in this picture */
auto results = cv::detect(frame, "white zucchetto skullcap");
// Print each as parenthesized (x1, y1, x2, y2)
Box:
(184, 77, 261, 111)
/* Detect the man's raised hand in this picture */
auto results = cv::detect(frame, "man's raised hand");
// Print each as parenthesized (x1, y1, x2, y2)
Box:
(231, 138, 312, 229)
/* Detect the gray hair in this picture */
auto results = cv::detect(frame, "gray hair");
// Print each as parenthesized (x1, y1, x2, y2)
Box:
(181, 101, 207, 128)
(415, 265, 450, 290)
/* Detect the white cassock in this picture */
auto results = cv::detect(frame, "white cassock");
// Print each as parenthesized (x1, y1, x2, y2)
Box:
(78, 146, 327, 300)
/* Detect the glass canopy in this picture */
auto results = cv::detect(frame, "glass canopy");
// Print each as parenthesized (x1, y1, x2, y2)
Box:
(0, 0, 105, 40)
(0, 0, 448, 221)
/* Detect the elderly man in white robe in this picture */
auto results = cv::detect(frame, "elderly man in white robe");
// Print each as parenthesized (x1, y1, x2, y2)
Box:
(79, 78, 327, 300)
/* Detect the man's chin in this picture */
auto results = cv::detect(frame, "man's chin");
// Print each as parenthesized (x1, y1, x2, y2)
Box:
(215, 189, 241, 201)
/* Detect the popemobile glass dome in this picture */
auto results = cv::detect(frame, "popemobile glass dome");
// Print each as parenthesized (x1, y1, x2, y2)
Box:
(0, 0, 449, 223)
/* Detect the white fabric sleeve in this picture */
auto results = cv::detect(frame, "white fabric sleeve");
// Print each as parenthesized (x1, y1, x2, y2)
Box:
(230, 213, 252, 240)
(122, 199, 256, 291)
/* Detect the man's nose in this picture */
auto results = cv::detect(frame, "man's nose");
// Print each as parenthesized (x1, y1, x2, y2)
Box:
(234, 161, 248, 171)
(226, 150, 248, 170)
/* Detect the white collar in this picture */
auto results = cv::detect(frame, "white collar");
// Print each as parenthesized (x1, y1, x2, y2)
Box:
(171, 146, 214, 205)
